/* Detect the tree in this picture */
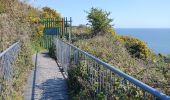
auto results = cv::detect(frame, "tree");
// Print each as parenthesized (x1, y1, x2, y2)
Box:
(86, 7, 113, 37)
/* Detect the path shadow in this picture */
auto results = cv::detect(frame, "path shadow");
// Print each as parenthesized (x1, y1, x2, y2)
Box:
(41, 52, 51, 58)
(31, 52, 68, 100)
(36, 78, 68, 100)
(41, 51, 67, 79)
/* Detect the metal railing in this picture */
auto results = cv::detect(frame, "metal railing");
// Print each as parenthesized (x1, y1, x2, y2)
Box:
(0, 42, 20, 81)
(54, 38, 170, 100)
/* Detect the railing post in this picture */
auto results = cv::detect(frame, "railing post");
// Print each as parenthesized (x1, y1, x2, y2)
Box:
(69, 17, 72, 43)
(74, 49, 78, 65)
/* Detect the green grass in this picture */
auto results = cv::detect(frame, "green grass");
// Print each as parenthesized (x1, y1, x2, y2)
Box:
(31, 41, 47, 53)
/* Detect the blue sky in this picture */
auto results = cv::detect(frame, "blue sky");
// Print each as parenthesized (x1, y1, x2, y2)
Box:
(29, 0, 170, 28)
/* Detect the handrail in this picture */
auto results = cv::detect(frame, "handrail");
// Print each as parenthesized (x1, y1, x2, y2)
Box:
(54, 38, 170, 99)
(60, 40, 170, 99)
(0, 42, 20, 57)
(0, 42, 20, 81)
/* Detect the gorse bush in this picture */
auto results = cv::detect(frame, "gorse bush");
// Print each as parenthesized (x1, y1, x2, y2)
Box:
(42, 7, 61, 18)
(29, 6, 61, 48)
(116, 36, 151, 59)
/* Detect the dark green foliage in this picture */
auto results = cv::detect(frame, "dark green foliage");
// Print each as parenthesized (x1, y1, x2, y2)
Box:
(68, 66, 82, 95)
(86, 7, 113, 37)
(67, 65, 89, 100)
(165, 54, 170, 63)
(67, 59, 93, 99)
(96, 92, 106, 100)
(49, 42, 56, 59)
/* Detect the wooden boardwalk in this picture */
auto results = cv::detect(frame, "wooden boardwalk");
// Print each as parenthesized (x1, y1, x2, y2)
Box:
(24, 52, 68, 100)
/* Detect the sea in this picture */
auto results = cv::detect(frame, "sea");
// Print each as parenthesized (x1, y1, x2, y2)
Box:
(115, 28, 170, 55)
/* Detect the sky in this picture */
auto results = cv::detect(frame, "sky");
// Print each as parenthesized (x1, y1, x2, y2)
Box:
(28, 0, 170, 28)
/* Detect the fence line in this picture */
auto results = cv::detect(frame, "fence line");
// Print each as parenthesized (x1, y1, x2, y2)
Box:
(0, 42, 20, 81)
(40, 35, 55, 49)
(54, 38, 170, 100)
(39, 17, 72, 49)
(40, 17, 72, 37)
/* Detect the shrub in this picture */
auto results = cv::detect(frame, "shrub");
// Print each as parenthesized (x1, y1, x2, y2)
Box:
(108, 28, 117, 36)
(117, 36, 151, 59)
(165, 54, 170, 63)
(41, 7, 61, 18)
(71, 25, 91, 42)
(74, 33, 170, 96)
(28, 7, 61, 49)
(86, 7, 113, 37)
(49, 43, 56, 59)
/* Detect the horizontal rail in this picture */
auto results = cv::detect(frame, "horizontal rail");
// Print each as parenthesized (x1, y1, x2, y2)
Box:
(64, 41, 170, 99)
(0, 42, 19, 57)
(54, 38, 170, 99)
(0, 42, 20, 81)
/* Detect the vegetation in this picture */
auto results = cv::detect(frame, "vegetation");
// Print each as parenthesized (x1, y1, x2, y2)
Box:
(0, 0, 56, 99)
(0, 0, 35, 99)
(29, 6, 61, 49)
(41, 7, 60, 18)
(116, 35, 152, 59)
(67, 7, 170, 99)
(71, 25, 91, 42)
(0, 1, 5, 14)
(165, 54, 170, 63)
(0, 0, 63, 98)
(86, 8, 113, 37)
(0, 0, 169, 99)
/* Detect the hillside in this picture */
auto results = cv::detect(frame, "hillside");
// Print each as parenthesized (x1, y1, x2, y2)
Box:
(72, 26, 170, 97)
(0, 1, 169, 99)
(0, 0, 40, 99)
(0, 0, 40, 50)
(70, 8, 170, 97)
(0, 0, 63, 99)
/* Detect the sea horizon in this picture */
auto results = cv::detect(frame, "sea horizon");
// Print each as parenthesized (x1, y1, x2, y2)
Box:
(115, 28, 170, 55)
